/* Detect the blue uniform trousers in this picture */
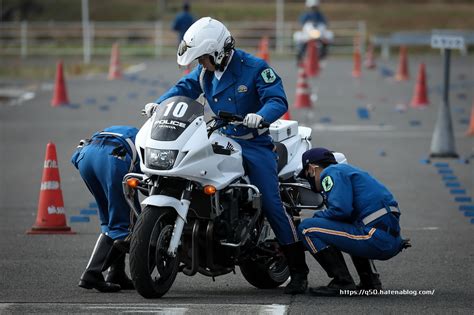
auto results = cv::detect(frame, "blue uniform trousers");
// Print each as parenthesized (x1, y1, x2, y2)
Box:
(76, 141, 134, 240)
(298, 217, 403, 260)
(236, 136, 298, 245)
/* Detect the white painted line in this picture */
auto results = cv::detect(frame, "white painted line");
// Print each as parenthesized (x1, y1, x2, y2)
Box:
(124, 63, 147, 74)
(311, 124, 396, 132)
(403, 227, 439, 231)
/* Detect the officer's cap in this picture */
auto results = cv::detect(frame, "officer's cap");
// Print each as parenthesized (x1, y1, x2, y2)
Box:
(298, 147, 337, 179)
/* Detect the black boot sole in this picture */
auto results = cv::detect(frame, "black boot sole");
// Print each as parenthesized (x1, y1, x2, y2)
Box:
(78, 280, 121, 292)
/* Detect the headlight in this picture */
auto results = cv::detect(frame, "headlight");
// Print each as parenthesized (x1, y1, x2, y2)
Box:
(145, 148, 178, 170)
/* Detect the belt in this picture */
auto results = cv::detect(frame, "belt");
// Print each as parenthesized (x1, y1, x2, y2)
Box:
(90, 139, 122, 148)
(372, 222, 399, 238)
(362, 206, 400, 225)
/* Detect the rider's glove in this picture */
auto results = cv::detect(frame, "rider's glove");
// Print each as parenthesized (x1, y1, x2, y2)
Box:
(143, 102, 159, 118)
(243, 113, 263, 129)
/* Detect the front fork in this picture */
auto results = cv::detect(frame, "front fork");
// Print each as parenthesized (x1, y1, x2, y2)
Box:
(167, 182, 193, 257)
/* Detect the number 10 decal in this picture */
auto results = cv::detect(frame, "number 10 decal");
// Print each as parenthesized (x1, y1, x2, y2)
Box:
(163, 101, 188, 118)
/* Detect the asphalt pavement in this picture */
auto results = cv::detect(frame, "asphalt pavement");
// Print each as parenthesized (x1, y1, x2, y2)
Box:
(0, 53, 473, 314)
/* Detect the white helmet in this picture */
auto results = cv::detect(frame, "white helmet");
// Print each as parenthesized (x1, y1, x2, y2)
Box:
(177, 17, 234, 68)
(306, 0, 320, 8)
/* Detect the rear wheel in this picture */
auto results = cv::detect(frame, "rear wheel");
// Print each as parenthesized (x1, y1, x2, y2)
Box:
(130, 206, 179, 298)
(240, 241, 290, 289)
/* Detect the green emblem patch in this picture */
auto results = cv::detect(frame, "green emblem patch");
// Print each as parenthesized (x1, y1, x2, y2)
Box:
(261, 68, 276, 83)
(322, 176, 334, 192)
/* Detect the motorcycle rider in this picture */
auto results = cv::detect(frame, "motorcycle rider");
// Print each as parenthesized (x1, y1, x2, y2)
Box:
(144, 17, 309, 295)
(71, 126, 140, 292)
(297, 0, 329, 63)
(297, 147, 406, 296)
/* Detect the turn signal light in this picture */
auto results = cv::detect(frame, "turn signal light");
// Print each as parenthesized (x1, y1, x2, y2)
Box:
(203, 185, 217, 195)
(127, 178, 140, 189)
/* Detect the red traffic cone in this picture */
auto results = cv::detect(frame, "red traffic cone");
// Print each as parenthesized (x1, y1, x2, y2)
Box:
(364, 43, 376, 69)
(305, 40, 320, 78)
(396, 46, 409, 81)
(281, 110, 291, 120)
(108, 42, 122, 80)
(51, 61, 70, 107)
(27, 142, 75, 234)
(466, 103, 474, 136)
(257, 36, 270, 63)
(183, 65, 191, 75)
(294, 65, 312, 109)
(352, 37, 362, 78)
(411, 63, 429, 108)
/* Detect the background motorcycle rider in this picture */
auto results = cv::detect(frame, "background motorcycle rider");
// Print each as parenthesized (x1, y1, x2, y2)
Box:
(296, 0, 329, 63)
(144, 17, 309, 295)
(71, 125, 141, 292)
(297, 148, 406, 297)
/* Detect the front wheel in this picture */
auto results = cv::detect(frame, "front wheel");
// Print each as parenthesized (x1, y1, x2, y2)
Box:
(130, 206, 179, 298)
(239, 240, 290, 289)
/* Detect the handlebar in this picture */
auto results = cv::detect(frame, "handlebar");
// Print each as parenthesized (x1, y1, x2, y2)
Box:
(215, 111, 270, 128)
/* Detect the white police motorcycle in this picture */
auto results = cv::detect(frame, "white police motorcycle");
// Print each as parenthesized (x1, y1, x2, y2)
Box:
(123, 96, 327, 299)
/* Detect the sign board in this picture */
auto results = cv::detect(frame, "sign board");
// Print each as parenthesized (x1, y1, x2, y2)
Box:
(431, 35, 465, 50)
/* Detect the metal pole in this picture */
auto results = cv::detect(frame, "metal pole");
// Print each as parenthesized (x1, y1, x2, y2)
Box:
(20, 21, 27, 58)
(81, 0, 91, 64)
(442, 48, 450, 107)
(275, 0, 284, 54)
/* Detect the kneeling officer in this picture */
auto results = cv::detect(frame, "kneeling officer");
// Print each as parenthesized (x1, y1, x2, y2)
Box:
(71, 125, 140, 292)
(297, 148, 406, 296)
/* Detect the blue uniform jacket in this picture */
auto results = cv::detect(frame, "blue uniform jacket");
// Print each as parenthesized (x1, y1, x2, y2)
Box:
(299, 10, 328, 26)
(157, 49, 288, 138)
(172, 12, 194, 41)
(315, 164, 399, 224)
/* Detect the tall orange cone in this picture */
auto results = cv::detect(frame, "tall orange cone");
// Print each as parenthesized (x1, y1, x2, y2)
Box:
(364, 43, 376, 69)
(257, 36, 270, 63)
(352, 37, 361, 78)
(305, 39, 320, 78)
(411, 63, 429, 108)
(27, 142, 75, 234)
(183, 65, 191, 75)
(466, 103, 474, 136)
(108, 42, 122, 80)
(395, 46, 409, 81)
(294, 65, 312, 109)
(281, 111, 291, 120)
(51, 61, 70, 107)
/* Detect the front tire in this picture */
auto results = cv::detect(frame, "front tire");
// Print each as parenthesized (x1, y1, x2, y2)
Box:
(130, 206, 179, 298)
(240, 241, 290, 289)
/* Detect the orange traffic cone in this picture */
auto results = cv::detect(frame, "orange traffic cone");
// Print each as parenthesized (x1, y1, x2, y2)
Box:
(294, 65, 312, 109)
(257, 36, 270, 63)
(51, 61, 70, 107)
(305, 40, 320, 78)
(281, 111, 291, 120)
(411, 63, 429, 108)
(108, 42, 122, 80)
(27, 142, 75, 234)
(466, 103, 474, 136)
(396, 46, 409, 81)
(352, 37, 361, 78)
(364, 43, 376, 69)
(183, 65, 191, 75)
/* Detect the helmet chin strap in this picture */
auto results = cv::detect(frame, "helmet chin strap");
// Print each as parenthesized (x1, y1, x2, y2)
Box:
(210, 49, 233, 72)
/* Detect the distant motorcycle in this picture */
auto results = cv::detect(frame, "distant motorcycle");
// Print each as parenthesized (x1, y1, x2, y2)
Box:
(294, 22, 334, 60)
(122, 96, 342, 298)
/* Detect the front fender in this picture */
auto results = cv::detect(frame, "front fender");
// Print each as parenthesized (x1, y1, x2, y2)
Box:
(141, 195, 188, 221)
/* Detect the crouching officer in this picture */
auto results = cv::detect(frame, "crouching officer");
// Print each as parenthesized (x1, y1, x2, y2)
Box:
(297, 148, 407, 297)
(71, 125, 140, 292)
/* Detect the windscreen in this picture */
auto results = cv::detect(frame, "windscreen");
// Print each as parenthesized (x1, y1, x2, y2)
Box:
(151, 96, 203, 141)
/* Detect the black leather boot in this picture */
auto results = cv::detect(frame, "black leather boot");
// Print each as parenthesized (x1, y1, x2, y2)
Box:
(78, 234, 121, 292)
(351, 256, 382, 290)
(309, 247, 356, 297)
(105, 253, 134, 290)
(281, 242, 309, 294)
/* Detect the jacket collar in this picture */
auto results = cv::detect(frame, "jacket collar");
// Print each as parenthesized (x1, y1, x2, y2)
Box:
(211, 49, 243, 96)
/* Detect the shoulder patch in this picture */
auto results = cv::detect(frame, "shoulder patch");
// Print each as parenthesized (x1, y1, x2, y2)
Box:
(322, 176, 334, 192)
(261, 68, 276, 83)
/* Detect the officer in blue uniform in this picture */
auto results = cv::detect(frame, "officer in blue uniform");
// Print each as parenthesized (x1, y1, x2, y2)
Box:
(145, 17, 309, 294)
(297, 0, 329, 62)
(71, 125, 140, 292)
(297, 148, 405, 296)
(172, 2, 195, 43)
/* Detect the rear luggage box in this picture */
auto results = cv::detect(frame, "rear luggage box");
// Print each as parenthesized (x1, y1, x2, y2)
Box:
(269, 119, 299, 142)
